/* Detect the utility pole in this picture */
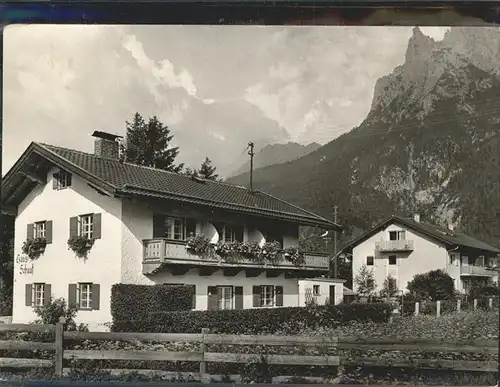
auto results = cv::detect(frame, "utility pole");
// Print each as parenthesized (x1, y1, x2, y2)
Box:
(248, 142, 255, 191)
(333, 205, 339, 278)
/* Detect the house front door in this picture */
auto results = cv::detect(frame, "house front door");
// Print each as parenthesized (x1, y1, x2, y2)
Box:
(329, 285, 335, 305)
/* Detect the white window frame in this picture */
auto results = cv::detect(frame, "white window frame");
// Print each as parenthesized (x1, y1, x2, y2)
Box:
(164, 216, 186, 240)
(78, 283, 92, 309)
(217, 286, 233, 310)
(260, 285, 275, 307)
(389, 230, 406, 241)
(79, 214, 94, 239)
(313, 284, 320, 296)
(366, 256, 374, 266)
(33, 283, 45, 307)
(34, 221, 46, 239)
(57, 171, 71, 189)
(221, 224, 243, 243)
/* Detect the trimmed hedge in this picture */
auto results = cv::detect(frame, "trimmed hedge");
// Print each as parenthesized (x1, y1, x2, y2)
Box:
(111, 302, 393, 334)
(111, 284, 194, 326)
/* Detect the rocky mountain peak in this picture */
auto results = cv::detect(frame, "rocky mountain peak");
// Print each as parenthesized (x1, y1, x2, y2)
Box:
(405, 26, 437, 64)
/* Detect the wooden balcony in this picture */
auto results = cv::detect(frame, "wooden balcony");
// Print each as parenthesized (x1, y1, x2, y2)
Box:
(460, 265, 496, 277)
(375, 240, 414, 252)
(142, 238, 330, 274)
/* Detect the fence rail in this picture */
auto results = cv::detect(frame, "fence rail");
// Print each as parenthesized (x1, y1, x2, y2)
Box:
(0, 322, 497, 381)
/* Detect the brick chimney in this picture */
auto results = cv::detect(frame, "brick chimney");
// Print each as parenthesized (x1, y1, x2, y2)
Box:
(91, 131, 123, 160)
(413, 213, 420, 223)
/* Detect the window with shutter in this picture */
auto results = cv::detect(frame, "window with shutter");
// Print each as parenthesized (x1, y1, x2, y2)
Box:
(216, 286, 234, 310)
(78, 283, 93, 309)
(34, 221, 46, 239)
(33, 283, 45, 307)
(260, 285, 274, 307)
(55, 170, 72, 189)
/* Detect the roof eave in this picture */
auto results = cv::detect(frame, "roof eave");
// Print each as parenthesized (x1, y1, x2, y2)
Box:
(2, 143, 119, 208)
(116, 188, 342, 231)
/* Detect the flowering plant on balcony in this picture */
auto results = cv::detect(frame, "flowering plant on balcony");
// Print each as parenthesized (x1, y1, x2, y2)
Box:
(215, 241, 242, 259)
(22, 238, 47, 260)
(185, 234, 211, 255)
(261, 241, 283, 264)
(284, 246, 305, 266)
(238, 241, 262, 260)
(67, 235, 94, 259)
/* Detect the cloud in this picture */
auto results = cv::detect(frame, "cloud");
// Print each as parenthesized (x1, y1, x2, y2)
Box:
(2, 25, 451, 177)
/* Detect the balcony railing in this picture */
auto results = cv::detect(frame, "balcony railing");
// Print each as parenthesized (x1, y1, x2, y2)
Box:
(460, 265, 496, 277)
(375, 240, 414, 252)
(143, 238, 330, 271)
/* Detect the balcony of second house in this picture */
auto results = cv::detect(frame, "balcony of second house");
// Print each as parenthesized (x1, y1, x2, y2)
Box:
(375, 239, 414, 252)
(142, 216, 330, 274)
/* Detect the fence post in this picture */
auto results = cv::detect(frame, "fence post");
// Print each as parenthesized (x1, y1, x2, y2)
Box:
(473, 299, 478, 310)
(414, 302, 419, 316)
(54, 317, 65, 378)
(200, 328, 209, 381)
(436, 301, 441, 317)
(489, 298, 493, 309)
(457, 299, 461, 312)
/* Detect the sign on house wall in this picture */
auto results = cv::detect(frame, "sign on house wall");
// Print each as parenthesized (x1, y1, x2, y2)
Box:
(16, 255, 34, 275)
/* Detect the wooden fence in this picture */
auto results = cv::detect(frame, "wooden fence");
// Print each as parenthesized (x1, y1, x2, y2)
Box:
(0, 322, 497, 382)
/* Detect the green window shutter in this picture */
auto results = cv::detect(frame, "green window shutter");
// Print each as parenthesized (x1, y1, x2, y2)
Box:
(252, 286, 261, 307)
(69, 217, 78, 238)
(275, 286, 284, 307)
(68, 284, 78, 308)
(235, 286, 244, 309)
(43, 284, 52, 306)
(27, 224, 34, 241)
(25, 284, 33, 306)
(91, 284, 100, 310)
(93, 213, 102, 239)
(207, 286, 218, 310)
(45, 221, 53, 244)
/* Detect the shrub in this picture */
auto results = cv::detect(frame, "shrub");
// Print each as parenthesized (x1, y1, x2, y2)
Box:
(111, 302, 393, 334)
(407, 269, 455, 301)
(111, 284, 195, 330)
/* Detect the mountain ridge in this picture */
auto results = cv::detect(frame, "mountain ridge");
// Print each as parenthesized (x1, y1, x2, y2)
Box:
(228, 141, 321, 177)
(226, 27, 500, 247)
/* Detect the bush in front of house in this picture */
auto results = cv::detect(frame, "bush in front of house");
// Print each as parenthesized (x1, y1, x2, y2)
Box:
(110, 284, 195, 328)
(111, 302, 393, 333)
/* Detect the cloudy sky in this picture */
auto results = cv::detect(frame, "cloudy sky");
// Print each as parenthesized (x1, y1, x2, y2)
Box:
(3, 25, 449, 176)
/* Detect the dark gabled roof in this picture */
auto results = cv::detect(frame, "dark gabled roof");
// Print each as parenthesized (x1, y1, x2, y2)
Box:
(1, 142, 342, 230)
(339, 215, 500, 255)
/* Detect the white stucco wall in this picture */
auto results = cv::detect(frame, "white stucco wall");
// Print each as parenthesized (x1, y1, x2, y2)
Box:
(298, 279, 344, 306)
(352, 222, 448, 294)
(13, 167, 122, 330)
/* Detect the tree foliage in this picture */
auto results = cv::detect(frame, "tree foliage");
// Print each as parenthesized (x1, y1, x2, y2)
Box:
(354, 264, 376, 297)
(184, 157, 220, 181)
(406, 269, 455, 301)
(120, 112, 184, 173)
(380, 275, 398, 298)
